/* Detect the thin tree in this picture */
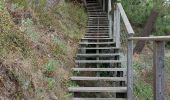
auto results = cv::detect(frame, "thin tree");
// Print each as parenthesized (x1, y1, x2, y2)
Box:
(133, 0, 163, 54)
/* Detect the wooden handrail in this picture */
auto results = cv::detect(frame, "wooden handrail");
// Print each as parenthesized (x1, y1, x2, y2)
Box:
(117, 3, 135, 34)
(129, 36, 170, 41)
(129, 36, 170, 100)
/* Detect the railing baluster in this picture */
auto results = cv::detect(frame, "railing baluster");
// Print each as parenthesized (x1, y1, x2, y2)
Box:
(153, 41, 165, 100)
(129, 37, 170, 100)
(108, 0, 112, 38)
(83, 0, 87, 6)
(127, 34, 133, 100)
(114, 4, 120, 48)
(103, 0, 105, 11)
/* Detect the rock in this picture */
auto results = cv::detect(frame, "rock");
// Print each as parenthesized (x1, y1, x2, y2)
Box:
(49, 93, 58, 100)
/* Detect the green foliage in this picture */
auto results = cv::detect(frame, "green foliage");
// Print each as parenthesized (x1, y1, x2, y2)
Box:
(47, 77, 56, 90)
(35, 1, 87, 40)
(21, 19, 40, 43)
(121, 0, 170, 35)
(133, 54, 154, 99)
(134, 80, 153, 99)
(155, 15, 170, 35)
(0, 6, 30, 57)
(165, 56, 170, 74)
(53, 37, 67, 55)
(11, 0, 29, 8)
(53, 2, 87, 39)
(0, 0, 4, 11)
(10, 0, 47, 9)
(44, 60, 59, 75)
(121, 0, 153, 26)
(66, 81, 79, 87)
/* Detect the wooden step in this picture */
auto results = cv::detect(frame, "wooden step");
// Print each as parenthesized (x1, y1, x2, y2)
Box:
(84, 36, 109, 38)
(76, 53, 120, 57)
(88, 28, 109, 29)
(75, 60, 122, 63)
(71, 76, 126, 81)
(88, 24, 108, 26)
(88, 18, 108, 19)
(86, 31, 109, 33)
(88, 15, 107, 17)
(85, 32, 109, 34)
(78, 47, 119, 50)
(88, 19, 108, 21)
(85, 34, 109, 36)
(69, 87, 127, 92)
(85, 33, 109, 35)
(88, 12, 105, 14)
(87, 28, 109, 29)
(89, 17, 108, 19)
(87, 26, 109, 28)
(86, 3, 99, 5)
(72, 68, 126, 72)
(73, 98, 126, 100)
(81, 37, 112, 40)
(87, 9, 103, 11)
(87, 25, 109, 27)
(79, 42, 115, 45)
(86, 6, 101, 9)
(88, 20, 107, 22)
(88, 22, 109, 24)
(88, 22, 108, 24)
(88, 14, 107, 16)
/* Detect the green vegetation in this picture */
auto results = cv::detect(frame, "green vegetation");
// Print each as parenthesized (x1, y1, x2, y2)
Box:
(122, 0, 170, 35)
(133, 54, 153, 99)
(121, 1, 170, 98)
(21, 19, 40, 42)
(0, 0, 87, 99)
(44, 60, 59, 76)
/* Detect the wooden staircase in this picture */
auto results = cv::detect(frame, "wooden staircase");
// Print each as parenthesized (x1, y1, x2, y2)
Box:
(69, 0, 127, 99)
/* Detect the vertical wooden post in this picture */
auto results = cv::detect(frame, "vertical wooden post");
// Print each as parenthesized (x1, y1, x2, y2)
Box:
(114, 4, 120, 48)
(99, 0, 102, 7)
(127, 34, 133, 100)
(108, 0, 112, 38)
(153, 41, 165, 100)
(83, 0, 87, 6)
(103, 0, 106, 11)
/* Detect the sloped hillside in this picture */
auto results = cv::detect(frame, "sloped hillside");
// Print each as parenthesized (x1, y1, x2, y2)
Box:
(0, 0, 87, 99)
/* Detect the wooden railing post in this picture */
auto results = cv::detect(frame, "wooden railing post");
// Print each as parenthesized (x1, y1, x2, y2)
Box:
(83, 0, 87, 6)
(99, 0, 102, 7)
(108, 0, 112, 38)
(129, 36, 170, 99)
(153, 41, 165, 100)
(103, 0, 106, 11)
(127, 34, 133, 100)
(114, 4, 120, 48)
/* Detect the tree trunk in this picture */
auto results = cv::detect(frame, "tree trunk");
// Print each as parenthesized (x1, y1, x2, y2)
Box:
(133, 9, 159, 54)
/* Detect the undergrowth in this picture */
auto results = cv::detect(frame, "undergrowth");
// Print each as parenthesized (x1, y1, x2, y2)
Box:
(133, 48, 170, 99)
(0, 0, 87, 99)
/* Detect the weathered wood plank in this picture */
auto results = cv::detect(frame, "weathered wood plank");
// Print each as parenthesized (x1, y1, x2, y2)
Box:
(69, 87, 127, 92)
(153, 41, 165, 100)
(71, 76, 126, 81)
(73, 98, 126, 100)
(127, 35, 133, 100)
(117, 3, 134, 34)
(108, 0, 112, 38)
(129, 36, 170, 41)
(72, 68, 126, 72)
(114, 4, 121, 48)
